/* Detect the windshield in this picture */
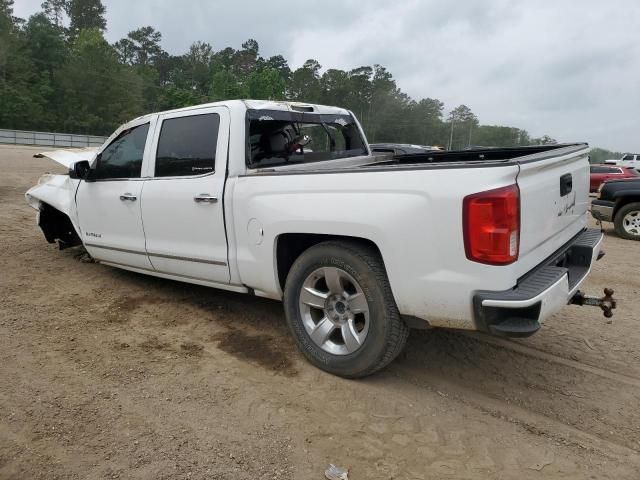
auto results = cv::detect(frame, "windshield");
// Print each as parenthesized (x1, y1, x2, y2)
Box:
(247, 109, 368, 168)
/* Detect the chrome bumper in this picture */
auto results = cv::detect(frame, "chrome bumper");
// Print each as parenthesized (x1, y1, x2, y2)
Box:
(590, 201, 614, 222)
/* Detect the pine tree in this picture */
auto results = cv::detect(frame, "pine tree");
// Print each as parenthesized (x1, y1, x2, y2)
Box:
(66, 0, 106, 38)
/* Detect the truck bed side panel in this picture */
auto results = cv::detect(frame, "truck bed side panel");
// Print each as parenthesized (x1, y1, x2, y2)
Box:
(230, 165, 521, 328)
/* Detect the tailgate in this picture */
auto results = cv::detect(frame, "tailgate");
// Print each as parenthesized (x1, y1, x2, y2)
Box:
(516, 145, 590, 272)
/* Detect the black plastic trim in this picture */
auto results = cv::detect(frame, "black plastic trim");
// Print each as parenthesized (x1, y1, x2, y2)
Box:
(473, 228, 602, 337)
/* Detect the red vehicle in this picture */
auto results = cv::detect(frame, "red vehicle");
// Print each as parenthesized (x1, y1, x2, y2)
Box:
(590, 165, 638, 192)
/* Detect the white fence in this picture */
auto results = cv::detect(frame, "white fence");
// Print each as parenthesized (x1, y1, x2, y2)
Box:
(0, 128, 106, 148)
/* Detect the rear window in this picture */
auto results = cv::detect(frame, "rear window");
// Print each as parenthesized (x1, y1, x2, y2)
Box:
(247, 109, 367, 168)
(591, 166, 616, 173)
(155, 113, 219, 177)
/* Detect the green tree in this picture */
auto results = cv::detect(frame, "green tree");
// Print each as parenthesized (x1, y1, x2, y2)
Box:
(589, 147, 623, 164)
(263, 54, 291, 81)
(248, 68, 285, 100)
(531, 134, 557, 145)
(209, 68, 248, 101)
(57, 28, 143, 133)
(446, 104, 478, 149)
(0, 4, 54, 130)
(41, 0, 67, 27)
(115, 26, 164, 66)
(0, 0, 608, 154)
(66, 0, 106, 38)
(288, 59, 322, 102)
(473, 125, 527, 147)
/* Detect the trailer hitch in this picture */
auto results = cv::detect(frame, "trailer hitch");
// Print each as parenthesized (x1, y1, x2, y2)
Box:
(571, 288, 617, 321)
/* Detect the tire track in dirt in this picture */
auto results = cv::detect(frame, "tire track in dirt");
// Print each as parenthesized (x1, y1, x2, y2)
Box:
(392, 329, 640, 455)
(4, 147, 640, 479)
(462, 331, 640, 388)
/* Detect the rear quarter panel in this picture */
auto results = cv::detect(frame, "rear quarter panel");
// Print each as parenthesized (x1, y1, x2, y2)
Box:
(229, 165, 522, 328)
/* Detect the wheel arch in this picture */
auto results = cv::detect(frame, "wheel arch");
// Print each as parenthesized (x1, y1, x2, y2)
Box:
(38, 202, 82, 250)
(613, 194, 640, 219)
(275, 233, 385, 291)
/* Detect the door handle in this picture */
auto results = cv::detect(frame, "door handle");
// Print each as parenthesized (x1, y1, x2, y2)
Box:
(559, 173, 572, 197)
(119, 193, 137, 201)
(194, 194, 218, 203)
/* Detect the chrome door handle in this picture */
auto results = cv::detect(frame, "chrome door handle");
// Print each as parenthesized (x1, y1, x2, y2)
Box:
(119, 193, 137, 201)
(194, 194, 218, 203)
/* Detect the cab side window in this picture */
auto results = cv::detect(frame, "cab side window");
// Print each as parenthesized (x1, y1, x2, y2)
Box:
(94, 123, 150, 180)
(155, 114, 220, 177)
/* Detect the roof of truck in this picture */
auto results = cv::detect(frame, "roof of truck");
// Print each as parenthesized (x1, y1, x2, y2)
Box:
(130, 99, 351, 123)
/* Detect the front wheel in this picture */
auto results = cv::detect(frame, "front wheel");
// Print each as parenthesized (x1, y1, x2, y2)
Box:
(614, 202, 640, 240)
(283, 240, 409, 378)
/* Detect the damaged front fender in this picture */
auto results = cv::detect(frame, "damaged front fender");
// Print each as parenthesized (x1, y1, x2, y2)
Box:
(25, 176, 83, 250)
(25, 173, 79, 217)
(25, 148, 91, 249)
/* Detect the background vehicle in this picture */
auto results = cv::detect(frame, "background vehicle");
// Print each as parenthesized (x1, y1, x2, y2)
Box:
(589, 165, 638, 192)
(603, 154, 640, 170)
(592, 177, 640, 240)
(25, 100, 611, 377)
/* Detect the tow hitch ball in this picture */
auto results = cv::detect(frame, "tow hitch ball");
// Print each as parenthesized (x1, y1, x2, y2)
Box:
(571, 288, 617, 321)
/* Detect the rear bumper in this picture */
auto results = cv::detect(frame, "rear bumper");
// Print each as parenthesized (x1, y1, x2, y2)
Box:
(473, 228, 603, 337)
(591, 199, 615, 222)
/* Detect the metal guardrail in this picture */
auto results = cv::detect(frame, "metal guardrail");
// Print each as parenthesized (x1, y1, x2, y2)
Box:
(0, 128, 106, 148)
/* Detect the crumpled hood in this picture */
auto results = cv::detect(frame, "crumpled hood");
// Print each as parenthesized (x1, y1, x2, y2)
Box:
(34, 147, 98, 169)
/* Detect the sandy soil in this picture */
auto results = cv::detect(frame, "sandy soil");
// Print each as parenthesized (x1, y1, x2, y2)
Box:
(1, 144, 639, 479)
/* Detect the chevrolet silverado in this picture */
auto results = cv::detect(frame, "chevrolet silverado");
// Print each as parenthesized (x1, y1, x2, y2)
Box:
(25, 100, 615, 377)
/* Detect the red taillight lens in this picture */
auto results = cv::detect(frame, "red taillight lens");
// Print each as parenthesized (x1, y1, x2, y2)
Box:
(463, 184, 520, 265)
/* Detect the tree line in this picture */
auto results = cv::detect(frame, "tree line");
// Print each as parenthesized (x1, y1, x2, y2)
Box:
(0, 0, 617, 156)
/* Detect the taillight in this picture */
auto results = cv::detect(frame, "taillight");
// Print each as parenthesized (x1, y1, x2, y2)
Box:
(463, 184, 520, 265)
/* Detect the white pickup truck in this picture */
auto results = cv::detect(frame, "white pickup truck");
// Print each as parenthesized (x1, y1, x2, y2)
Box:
(25, 100, 615, 377)
(604, 153, 640, 170)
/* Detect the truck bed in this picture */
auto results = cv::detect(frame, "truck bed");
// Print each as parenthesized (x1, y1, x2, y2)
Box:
(376, 143, 588, 167)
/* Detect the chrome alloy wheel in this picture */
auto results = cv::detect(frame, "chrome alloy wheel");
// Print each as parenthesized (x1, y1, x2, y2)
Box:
(622, 210, 640, 237)
(298, 267, 370, 355)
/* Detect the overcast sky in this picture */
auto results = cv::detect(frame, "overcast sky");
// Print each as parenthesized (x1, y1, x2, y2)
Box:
(14, 0, 640, 152)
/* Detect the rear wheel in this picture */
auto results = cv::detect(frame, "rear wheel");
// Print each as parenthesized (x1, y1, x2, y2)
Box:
(614, 202, 640, 240)
(283, 240, 409, 378)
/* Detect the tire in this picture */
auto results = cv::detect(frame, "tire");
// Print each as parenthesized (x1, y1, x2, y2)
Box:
(614, 202, 640, 240)
(283, 240, 409, 378)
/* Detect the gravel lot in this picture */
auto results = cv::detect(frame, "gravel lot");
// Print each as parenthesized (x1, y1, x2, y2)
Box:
(1, 144, 639, 479)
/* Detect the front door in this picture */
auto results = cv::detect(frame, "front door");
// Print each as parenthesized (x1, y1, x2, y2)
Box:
(76, 120, 154, 270)
(140, 107, 230, 283)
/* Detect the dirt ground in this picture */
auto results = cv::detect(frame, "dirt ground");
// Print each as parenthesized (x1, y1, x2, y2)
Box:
(1, 144, 639, 479)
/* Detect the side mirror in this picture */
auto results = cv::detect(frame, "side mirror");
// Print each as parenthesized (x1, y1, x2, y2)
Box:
(69, 160, 92, 181)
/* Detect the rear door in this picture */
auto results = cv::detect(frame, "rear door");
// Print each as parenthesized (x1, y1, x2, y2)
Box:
(76, 119, 156, 269)
(517, 146, 590, 259)
(140, 107, 231, 284)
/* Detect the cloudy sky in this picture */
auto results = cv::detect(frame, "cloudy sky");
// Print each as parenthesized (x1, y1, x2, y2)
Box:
(15, 0, 640, 152)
